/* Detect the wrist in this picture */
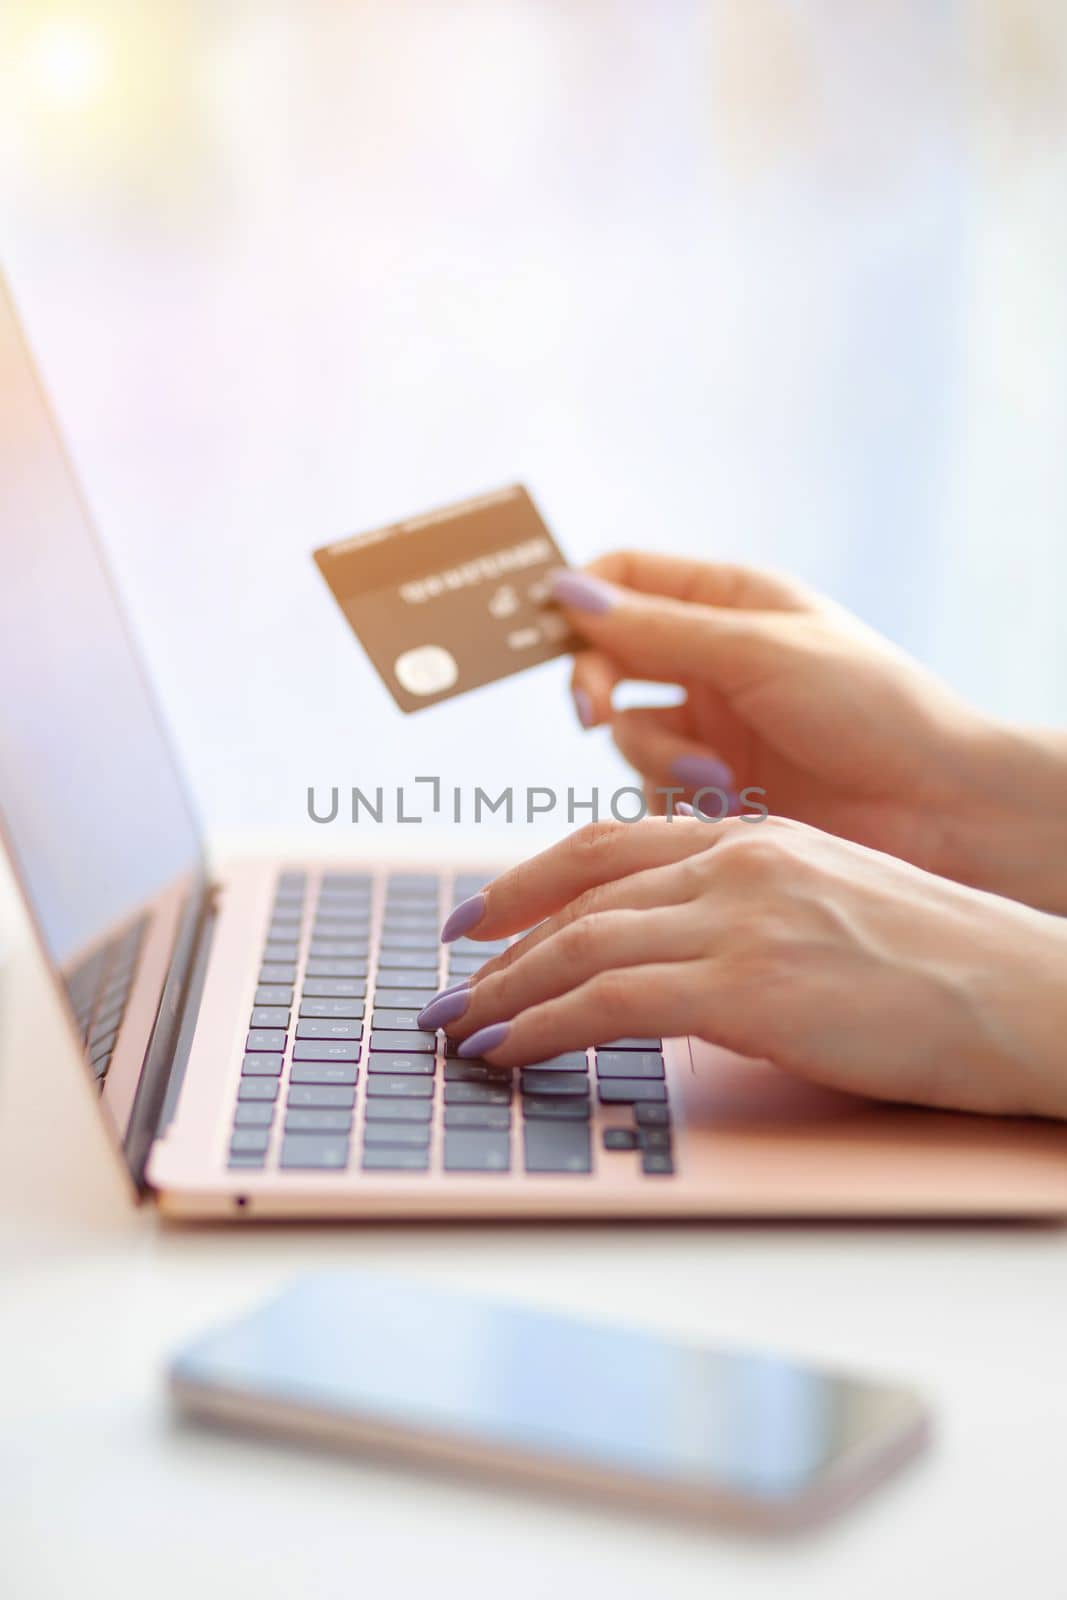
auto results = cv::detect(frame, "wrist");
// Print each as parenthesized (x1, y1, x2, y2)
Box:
(939, 721, 1067, 914)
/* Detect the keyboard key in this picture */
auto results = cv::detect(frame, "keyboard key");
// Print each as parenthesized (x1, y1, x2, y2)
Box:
(640, 1128, 673, 1152)
(228, 1153, 266, 1170)
(377, 932, 440, 952)
(305, 959, 368, 979)
(91, 1002, 125, 1040)
(250, 1006, 290, 1029)
(595, 1050, 665, 1080)
(444, 1130, 511, 1173)
(519, 1070, 589, 1096)
(381, 914, 440, 934)
(370, 988, 437, 1011)
(289, 1061, 359, 1085)
(268, 909, 303, 928)
(310, 921, 369, 940)
(635, 1104, 672, 1128)
(263, 941, 300, 963)
(369, 1029, 435, 1053)
(603, 1128, 639, 1151)
(295, 1019, 363, 1041)
(521, 1095, 591, 1121)
(308, 940, 369, 958)
(523, 1120, 592, 1174)
(292, 1040, 360, 1062)
(284, 1109, 354, 1134)
(259, 963, 297, 985)
(520, 1052, 588, 1072)
(238, 1078, 279, 1101)
(444, 1083, 511, 1106)
(449, 938, 508, 957)
(377, 950, 439, 970)
(234, 1102, 275, 1127)
(280, 1135, 349, 1170)
(371, 1008, 425, 1031)
(320, 870, 371, 888)
(255, 984, 294, 1007)
(445, 954, 483, 973)
(366, 1076, 434, 1099)
(385, 874, 439, 896)
(230, 1128, 271, 1155)
(299, 998, 365, 1020)
(367, 1054, 435, 1076)
(642, 1150, 675, 1176)
(362, 1147, 430, 1172)
(302, 977, 366, 999)
(241, 1053, 284, 1077)
(313, 911, 371, 930)
(444, 1061, 511, 1084)
(375, 968, 444, 990)
(598, 1080, 668, 1104)
(597, 1037, 661, 1050)
(445, 1105, 511, 1131)
(286, 1084, 356, 1109)
(452, 874, 486, 896)
(246, 1028, 287, 1053)
(364, 1099, 433, 1123)
(90, 1031, 118, 1063)
(314, 902, 370, 920)
(362, 1122, 431, 1147)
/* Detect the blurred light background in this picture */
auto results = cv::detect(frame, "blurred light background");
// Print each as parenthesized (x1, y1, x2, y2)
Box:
(1, 0, 1065, 848)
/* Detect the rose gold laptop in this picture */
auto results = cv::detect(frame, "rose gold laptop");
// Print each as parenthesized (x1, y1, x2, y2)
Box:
(4, 278, 1067, 1223)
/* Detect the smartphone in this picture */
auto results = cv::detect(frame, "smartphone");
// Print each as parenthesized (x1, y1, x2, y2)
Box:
(170, 1271, 929, 1533)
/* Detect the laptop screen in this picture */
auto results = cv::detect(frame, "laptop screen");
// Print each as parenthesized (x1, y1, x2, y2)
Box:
(0, 280, 204, 981)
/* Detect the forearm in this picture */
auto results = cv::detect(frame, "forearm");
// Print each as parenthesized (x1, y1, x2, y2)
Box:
(943, 723, 1067, 915)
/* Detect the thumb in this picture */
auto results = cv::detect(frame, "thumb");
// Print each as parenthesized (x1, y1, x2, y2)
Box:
(548, 568, 798, 696)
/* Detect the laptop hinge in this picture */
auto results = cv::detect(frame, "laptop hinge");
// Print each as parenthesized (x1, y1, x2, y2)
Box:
(123, 880, 219, 1191)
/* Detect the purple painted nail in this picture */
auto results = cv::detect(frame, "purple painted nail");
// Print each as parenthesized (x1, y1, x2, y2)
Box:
(675, 800, 696, 818)
(671, 752, 735, 791)
(694, 788, 740, 820)
(548, 570, 618, 615)
(573, 687, 594, 729)
(457, 1021, 510, 1059)
(417, 984, 470, 1030)
(441, 893, 486, 943)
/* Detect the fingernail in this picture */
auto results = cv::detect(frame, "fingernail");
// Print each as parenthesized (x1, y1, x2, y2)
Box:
(573, 687, 595, 729)
(418, 983, 470, 1030)
(441, 893, 486, 943)
(671, 752, 735, 791)
(457, 1021, 510, 1059)
(694, 789, 741, 820)
(675, 800, 696, 818)
(548, 570, 618, 615)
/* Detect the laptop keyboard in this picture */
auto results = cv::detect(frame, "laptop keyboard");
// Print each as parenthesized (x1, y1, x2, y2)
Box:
(64, 916, 149, 1088)
(228, 870, 675, 1179)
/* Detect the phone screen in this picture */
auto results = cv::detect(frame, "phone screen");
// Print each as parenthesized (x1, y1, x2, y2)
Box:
(172, 1272, 926, 1523)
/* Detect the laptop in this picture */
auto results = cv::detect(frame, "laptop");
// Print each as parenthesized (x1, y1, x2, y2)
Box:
(4, 278, 1067, 1222)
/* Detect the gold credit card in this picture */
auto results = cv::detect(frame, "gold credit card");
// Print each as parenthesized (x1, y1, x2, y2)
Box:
(313, 485, 580, 713)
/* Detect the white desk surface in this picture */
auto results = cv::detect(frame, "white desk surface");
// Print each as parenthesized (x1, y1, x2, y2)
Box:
(1, 845, 1066, 1600)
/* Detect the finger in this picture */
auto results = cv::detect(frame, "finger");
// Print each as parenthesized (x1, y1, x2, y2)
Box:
(570, 648, 619, 728)
(447, 845, 707, 996)
(446, 906, 708, 1042)
(548, 567, 815, 697)
(442, 817, 727, 941)
(584, 550, 818, 613)
(611, 706, 739, 799)
(454, 961, 713, 1067)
